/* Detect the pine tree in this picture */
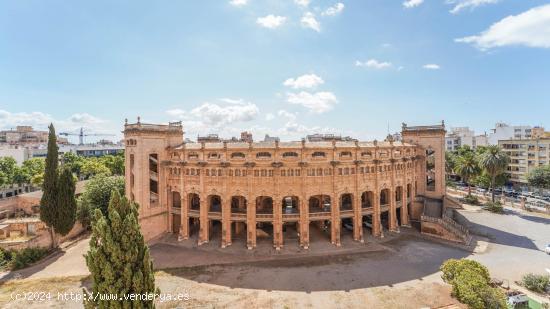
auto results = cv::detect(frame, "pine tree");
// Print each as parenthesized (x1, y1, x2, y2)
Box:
(40, 124, 59, 246)
(56, 167, 77, 235)
(84, 190, 157, 309)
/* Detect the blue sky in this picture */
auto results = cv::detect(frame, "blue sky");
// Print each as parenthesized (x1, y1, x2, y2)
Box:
(1, 0, 549, 142)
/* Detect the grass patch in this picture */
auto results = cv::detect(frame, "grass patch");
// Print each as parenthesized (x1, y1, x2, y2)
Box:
(0, 247, 51, 271)
(483, 202, 504, 214)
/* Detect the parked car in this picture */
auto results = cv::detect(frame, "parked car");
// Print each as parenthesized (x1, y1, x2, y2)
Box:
(506, 291, 529, 307)
(342, 220, 354, 231)
(545, 243, 550, 255)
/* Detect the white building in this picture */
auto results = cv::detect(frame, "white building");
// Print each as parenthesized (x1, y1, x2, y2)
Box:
(488, 123, 532, 145)
(445, 127, 488, 151)
(0, 146, 31, 165)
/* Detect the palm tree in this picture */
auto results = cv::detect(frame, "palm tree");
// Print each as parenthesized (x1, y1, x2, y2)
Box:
(478, 145, 510, 202)
(454, 152, 480, 197)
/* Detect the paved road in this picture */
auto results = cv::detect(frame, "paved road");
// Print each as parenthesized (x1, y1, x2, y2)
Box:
(457, 207, 550, 283)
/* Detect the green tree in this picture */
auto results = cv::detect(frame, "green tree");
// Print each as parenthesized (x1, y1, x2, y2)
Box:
(81, 158, 111, 179)
(22, 158, 46, 178)
(40, 124, 60, 247)
(84, 191, 157, 309)
(99, 154, 125, 176)
(55, 167, 77, 236)
(454, 152, 481, 196)
(478, 145, 510, 202)
(62, 152, 85, 177)
(0, 156, 17, 185)
(79, 175, 125, 217)
(445, 151, 457, 180)
(31, 173, 44, 187)
(527, 165, 550, 189)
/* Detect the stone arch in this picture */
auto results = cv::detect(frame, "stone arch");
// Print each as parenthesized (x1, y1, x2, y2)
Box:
(340, 193, 353, 211)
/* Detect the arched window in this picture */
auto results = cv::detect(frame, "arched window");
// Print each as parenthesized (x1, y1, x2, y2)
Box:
(231, 152, 245, 159)
(188, 152, 199, 160)
(361, 151, 372, 158)
(282, 152, 298, 158)
(208, 153, 220, 159)
(340, 151, 352, 158)
(256, 152, 272, 158)
(312, 151, 326, 158)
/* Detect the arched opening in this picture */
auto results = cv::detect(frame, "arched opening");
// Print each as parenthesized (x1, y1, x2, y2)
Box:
(361, 191, 373, 209)
(231, 196, 247, 247)
(426, 148, 436, 192)
(340, 193, 353, 211)
(208, 195, 222, 213)
(189, 193, 200, 211)
(231, 196, 247, 214)
(380, 189, 390, 206)
(308, 195, 331, 213)
(172, 192, 181, 208)
(256, 196, 273, 214)
(282, 196, 299, 214)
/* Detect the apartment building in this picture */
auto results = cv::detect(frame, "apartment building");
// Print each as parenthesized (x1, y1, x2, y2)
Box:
(445, 127, 488, 151)
(488, 123, 532, 145)
(499, 138, 550, 185)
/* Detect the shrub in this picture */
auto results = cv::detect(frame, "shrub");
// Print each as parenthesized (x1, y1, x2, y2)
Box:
(484, 202, 504, 214)
(440, 259, 506, 309)
(462, 195, 479, 205)
(522, 273, 550, 294)
(1, 247, 50, 270)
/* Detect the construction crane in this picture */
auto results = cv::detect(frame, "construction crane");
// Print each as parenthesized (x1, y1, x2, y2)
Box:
(59, 127, 114, 145)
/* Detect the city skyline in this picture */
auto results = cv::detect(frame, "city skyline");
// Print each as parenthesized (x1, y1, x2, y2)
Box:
(1, 0, 549, 142)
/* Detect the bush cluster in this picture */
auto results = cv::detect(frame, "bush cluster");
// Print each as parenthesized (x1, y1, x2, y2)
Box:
(522, 273, 550, 294)
(462, 195, 479, 205)
(484, 202, 504, 214)
(441, 259, 507, 309)
(0, 247, 50, 271)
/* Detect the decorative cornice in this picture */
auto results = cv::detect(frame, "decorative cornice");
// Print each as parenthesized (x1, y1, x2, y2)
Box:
(178, 161, 188, 166)
(197, 161, 208, 167)
(330, 160, 340, 167)
(220, 161, 230, 168)
(244, 161, 256, 168)
(353, 160, 364, 165)
(373, 159, 381, 165)
(271, 162, 283, 168)
(298, 161, 308, 167)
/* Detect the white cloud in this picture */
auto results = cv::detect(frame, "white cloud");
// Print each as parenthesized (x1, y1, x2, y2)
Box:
(167, 99, 259, 127)
(256, 15, 287, 29)
(355, 59, 393, 69)
(423, 64, 441, 70)
(403, 0, 424, 9)
(0, 110, 115, 141)
(294, 0, 311, 7)
(455, 4, 550, 50)
(301, 12, 321, 32)
(283, 74, 324, 89)
(446, 0, 499, 14)
(229, 0, 248, 7)
(277, 110, 297, 121)
(286, 91, 337, 113)
(322, 3, 345, 16)
(265, 113, 275, 121)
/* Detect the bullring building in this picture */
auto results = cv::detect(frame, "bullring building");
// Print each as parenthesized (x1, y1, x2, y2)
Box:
(124, 119, 446, 250)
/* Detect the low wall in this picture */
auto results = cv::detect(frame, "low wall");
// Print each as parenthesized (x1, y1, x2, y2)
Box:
(421, 220, 464, 243)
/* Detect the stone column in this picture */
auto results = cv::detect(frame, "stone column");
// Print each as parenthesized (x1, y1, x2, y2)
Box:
(372, 190, 382, 237)
(273, 195, 283, 249)
(353, 193, 363, 242)
(198, 195, 209, 245)
(246, 195, 256, 249)
(389, 187, 398, 232)
(167, 189, 173, 233)
(179, 194, 189, 240)
(331, 193, 341, 246)
(401, 186, 410, 226)
(300, 197, 309, 249)
(221, 195, 231, 248)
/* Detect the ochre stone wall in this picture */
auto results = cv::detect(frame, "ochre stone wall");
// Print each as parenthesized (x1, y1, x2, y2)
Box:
(124, 121, 446, 248)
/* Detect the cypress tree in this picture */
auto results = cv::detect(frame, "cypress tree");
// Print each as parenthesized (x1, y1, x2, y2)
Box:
(56, 167, 77, 235)
(40, 124, 59, 246)
(84, 190, 157, 309)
